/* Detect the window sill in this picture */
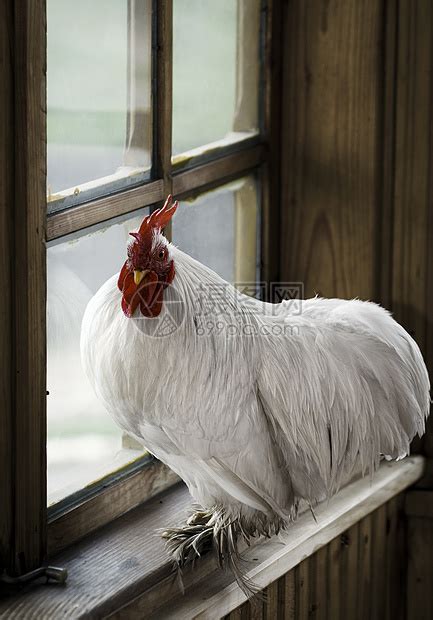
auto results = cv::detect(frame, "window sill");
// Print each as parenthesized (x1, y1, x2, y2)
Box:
(0, 456, 424, 619)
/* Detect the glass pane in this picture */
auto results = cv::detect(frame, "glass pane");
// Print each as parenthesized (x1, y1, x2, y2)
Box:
(172, 176, 259, 285)
(172, 0, 261, 159)
(47, 0, 152, 211)
(47, 211, 149, 505)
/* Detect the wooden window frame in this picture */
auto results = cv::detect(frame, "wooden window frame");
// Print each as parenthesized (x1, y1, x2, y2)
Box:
(0, 0, 283, 575)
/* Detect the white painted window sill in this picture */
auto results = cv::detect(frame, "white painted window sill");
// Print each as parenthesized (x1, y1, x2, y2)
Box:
(0, 456, 424, 619)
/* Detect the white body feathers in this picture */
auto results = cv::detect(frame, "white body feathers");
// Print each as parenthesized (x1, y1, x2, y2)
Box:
(81, 243, 430, 528)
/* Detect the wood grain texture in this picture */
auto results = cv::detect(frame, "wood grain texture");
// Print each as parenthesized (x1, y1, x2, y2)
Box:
(172, 145, 265, 198)
(48, 461, 180, 555)
(341, 524, 359, 620)
(391, 0, 433, 458)
(405, 490, 433, 620)
(261, 0, 283, 292)
(407, 517, 433, 620)
(47, 179, 164, 240)
(155, 0, 172, 194)
(391, 0, 432, 347)
(280, 0, 383, 300)
(358, 514, 372, 620)
(370, 505, 387, 620)
(143, 459, 422, 620)
(10, 0, 47, 575)
(0, 0, 13, 572)
(1, 459, 421, 618)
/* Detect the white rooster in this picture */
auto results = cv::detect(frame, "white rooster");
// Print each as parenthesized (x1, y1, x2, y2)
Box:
(81, 195, 430, 581)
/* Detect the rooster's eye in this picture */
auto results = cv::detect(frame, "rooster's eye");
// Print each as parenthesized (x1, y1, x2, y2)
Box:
(158, 249, 165, 259)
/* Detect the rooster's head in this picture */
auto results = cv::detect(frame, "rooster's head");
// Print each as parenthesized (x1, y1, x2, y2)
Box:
(117, 195, 178, 318)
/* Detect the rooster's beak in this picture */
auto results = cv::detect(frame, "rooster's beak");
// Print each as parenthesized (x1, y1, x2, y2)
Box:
(134, 269, 149, 285)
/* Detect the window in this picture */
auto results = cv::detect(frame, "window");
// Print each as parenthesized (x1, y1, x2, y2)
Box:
(0, 0, 281, 572)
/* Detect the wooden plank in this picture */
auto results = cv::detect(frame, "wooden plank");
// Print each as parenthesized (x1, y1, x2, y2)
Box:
(294, 559, 309, 619)
(282, 570, 295, 620)
(405, 489, 433, 519)
(391, 0, 433, 458)
(265, 580, 278, 619)
(11, 0, 47, 575)
(142, 459, 423, 620)
(48, 461, 180, 555)
(280, 0, 383, 300)
(314, 546, 327, 620)
(0, 459, 422, 618)
(370, 506, 387, 619)
(407, 516, 433, 620)
(0, 0, 13, 572)
(172, 145, 264, 198)
(327, 537, 341, 620)
(340, 525, 359, 620)
(386, 496, 405, 620)
(357, 515, 372, 620)
(46, 179, 164, 240)
(155, 0, 173, 191)
(261, 0, 283, 291)
(392, 0, 432, 351)
(377, 0, 398, 308)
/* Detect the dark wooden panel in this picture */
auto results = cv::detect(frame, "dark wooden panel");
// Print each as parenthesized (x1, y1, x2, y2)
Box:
(340, 524, 359, 620)
(13, 0, 47, 574)
(261, 0, 283, 290)
(371, 506, 387, 620)
(280, 0, 383, 300)
(0, 0, 13, 572)
(391, 0, 433, 458)
(358, 514, 373, 619)
(227, 500, 400, 620)
(392, 0, 432, 347)
(407, 517, 433, 620)
(406, 490, 433, 620)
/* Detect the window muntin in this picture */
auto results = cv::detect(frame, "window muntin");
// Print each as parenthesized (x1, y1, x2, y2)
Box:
(47, 0, 152, 212)
(172, 0, 261, 161)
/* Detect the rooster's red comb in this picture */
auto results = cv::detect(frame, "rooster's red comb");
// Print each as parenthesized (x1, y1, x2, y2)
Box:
(136, 195, 178, 237)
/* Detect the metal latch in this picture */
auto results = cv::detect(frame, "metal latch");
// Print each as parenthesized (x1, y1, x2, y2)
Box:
(0, 565, 68, 585)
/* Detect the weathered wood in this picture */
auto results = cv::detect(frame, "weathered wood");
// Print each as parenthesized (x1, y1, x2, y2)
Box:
(391, 0, 433, 457)
(294, 558, 308, 619)
(280, 0, 383, 300)
(0, 459, 422, 618)
(261, 0, 283, 292)
(358, 514, 372, 620)
(407, 516, 433, 620)
(282, 570, 296, 620)
(377, 0, 398, 308)
(155, 0, 173, 192)
(0, 0, 13, 573)
(48, 461, 180, 555)
(47, 179, 164, 240)
(340, 524, 359, 620)
(370, 506, 387, 620)
(386, 496, 406, 620)
(327, 537, 341, 620)
(314, 545, 327, 620)
(144, 459, 423, 620)
(392, 0, 432, 350)
(172, 145, 265, 198)
(264, 579, 278, 619)
(9, 0, 47, 575)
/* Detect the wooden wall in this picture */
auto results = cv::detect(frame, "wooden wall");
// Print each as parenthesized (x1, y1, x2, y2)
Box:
(225, 497, 405, 620)
(278, 0, 433, 618)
